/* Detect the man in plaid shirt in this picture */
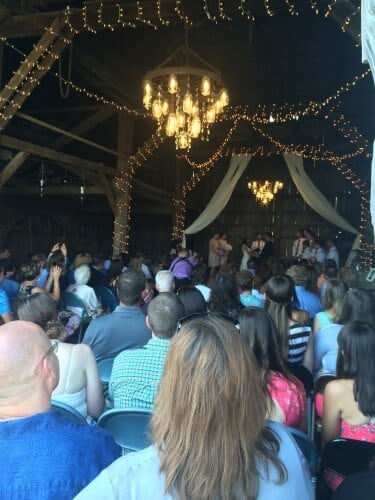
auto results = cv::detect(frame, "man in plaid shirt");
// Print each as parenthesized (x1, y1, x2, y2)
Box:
(109, 293, 184, 409)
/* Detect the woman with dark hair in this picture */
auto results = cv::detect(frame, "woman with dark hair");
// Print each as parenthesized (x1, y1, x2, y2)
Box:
(322, 321, 375, 445)
(265, 275, 313, 372)
(76, 315, 313, 499)
(314, 288, 375, 375)
(176, 285, 207, 315)
(18, 293, 104, 421)
(239, 308, 306, 430)
(209, 272, 243, 321)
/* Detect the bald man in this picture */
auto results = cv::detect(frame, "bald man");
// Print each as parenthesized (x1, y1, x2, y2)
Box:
(0, 321, 120, 499)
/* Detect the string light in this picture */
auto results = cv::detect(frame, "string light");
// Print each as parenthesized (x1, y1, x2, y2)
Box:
(341, 5, 361, 33)
(238, 0, 255, 22)
(113, 131, 165, 253)
(156, 0, 170, 26)
(175, 0, 193, 26)
(264, 0, 275, 17)
(202, 0, 218, 23)
(136, 1, 158, 29)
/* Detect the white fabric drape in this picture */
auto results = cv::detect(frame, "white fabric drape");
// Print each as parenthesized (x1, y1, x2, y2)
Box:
(361, 1, 375, 236)
(184, 154, 252, 236)
(283, 153, 358, 234)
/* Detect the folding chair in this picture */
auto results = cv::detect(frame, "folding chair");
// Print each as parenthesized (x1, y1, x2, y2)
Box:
(97, 408, 153, 452)
(60, 291, 91, 342)
(332, 470, 375, 500)
(94, 286, 118, 313)
(317, 438, 375, 500)
(51, 399, 87, 424)
(286, 426, 319, 482)
(97, 356, 116, 385)
(288, 363, 315, 439)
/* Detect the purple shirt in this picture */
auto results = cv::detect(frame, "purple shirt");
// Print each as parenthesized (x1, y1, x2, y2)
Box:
(169, 257, 196, 279)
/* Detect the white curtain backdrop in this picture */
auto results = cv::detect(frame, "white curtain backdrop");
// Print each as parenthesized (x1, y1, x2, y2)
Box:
(361, 1, 375, 236)
(283, 153, 358, 234)
(183, 154, 252, 237)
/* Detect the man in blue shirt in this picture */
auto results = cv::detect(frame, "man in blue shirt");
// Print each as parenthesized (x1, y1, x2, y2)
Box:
(0, 260, 19, 302)
(83, 268, 151, 360)
(110, 293, 184, 409)
(286, 265, 322, 320)
(0, 321, 121, 499)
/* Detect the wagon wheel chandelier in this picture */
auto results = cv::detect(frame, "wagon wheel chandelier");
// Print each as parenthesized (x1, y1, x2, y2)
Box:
(248, 180, 284, 206)
(142, 29, 229, 150)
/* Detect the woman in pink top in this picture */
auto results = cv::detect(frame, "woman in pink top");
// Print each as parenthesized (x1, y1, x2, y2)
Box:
(239, 307, 307, 431)
(323, 321, 375, 445)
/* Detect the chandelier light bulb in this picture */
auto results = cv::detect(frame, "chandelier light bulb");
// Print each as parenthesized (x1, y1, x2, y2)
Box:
(214, 99, 223, 114)
(143, 94, 152, 109)
(269, 113, 275, 123)
(201, 76, 211, 96)
(190, 116, 201, 138)
(219, 88, 229, 106)
(191, 102, 199, 116)
(166, 113, 177, 136)
(182, 92, 194, 114)
(168, 74, 178, 94)
(178, 131, 189, 149)
(144, 80, 152, 96)
(206, 106, 216, 123)
(152, 99, 163, 119)
(162, 99, 169, 115)
(177, 111, 185, 129)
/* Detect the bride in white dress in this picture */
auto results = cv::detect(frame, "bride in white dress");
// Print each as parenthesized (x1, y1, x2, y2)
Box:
(240, 238, 252, 270)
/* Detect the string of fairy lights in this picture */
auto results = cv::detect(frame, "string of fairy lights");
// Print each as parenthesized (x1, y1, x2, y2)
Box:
(58, 1, 361, 36)
(113, 131, 165, 254)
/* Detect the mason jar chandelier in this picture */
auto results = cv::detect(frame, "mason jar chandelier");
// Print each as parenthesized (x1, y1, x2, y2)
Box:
(142, 31, 229, 150)
(248, 180, 284, 206)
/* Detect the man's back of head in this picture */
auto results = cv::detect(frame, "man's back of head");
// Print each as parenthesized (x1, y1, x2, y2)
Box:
(117, 268, 146, 306)
(0, 321, 58, 420)
(147, 292, 184, 339)
(155, 270, 174, 293)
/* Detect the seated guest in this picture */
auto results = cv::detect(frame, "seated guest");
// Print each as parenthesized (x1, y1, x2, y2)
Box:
(32, 253, 49, 288)
(236, 270, 265, 308)
(0, 284, 12, 323)
(0, 260, 19, 301)
(107, 258, 124, 298)
(83, 268, 151, 360)
(314, 288, 375, 375)
(322, 321, 375, 445)
(313, 279, 347, 334)
(88, 254, 109, 288)
(266, 275, 313, 372)
(77, 315, 313, 499)
(337, 267, 359, 289)
(169, 248, 196, 291)
(0, 321, 121, 498)
(209, 272, 243, 322)
(69, 252, 92, 285)
(191, 263, 211, 302)
(110, 293, 184, 409)
(239, 308, 306, 431)
(286, 265, 322, 320)
(17, 261, 41, 300)
(176, 285, 207, 315)
(67, 265, 101, 318)
(155, 270, 174, 293)
(317, 259, 338, 299)
(18, 294, 104, 420)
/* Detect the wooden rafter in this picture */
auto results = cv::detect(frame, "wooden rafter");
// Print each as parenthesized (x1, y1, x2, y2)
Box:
(0, 20, 74, 131)
(0, 134, 117, 176)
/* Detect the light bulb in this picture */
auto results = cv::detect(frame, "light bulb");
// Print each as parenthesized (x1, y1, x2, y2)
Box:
(206, 106, 216, 123)
(219, 88, 229, 106)
(168, 74, 178, 94)
(182, 92, 193, 114)
(152, 99, 163, 119)
(144, 80, 152, 95)
(190, 116, 201, 138)
(201, 76, 211, 96)
(166, 113, 177, 136)
(214, 99, 223, 114)
(162, 99, 169, 115)
(143, 94, 152, 109)
(178, 131, 189, 149)
(177, 111, 185, 128)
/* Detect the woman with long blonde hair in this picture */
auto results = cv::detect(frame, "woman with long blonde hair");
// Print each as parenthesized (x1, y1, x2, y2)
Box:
(76, 315, 313, 499)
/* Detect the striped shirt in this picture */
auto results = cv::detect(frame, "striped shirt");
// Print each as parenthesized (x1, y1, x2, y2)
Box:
(287, 323, 311, 364)
(109, 338, 170, 409)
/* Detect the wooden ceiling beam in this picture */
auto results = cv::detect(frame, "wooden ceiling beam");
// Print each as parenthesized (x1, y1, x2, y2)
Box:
(0, 134, 117, 176)
(0, 151, 28, 189)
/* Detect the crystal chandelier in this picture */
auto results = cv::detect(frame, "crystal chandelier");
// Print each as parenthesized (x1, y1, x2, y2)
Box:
(248, 180, 284, 206)
(142, 31, 229, 150)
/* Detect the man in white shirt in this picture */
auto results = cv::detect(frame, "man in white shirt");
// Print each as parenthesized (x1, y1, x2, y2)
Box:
(310, 240, 326, 264)
(291, 229, 306, 262)
(326, 239, 339, 268)
(301, 240, 314, 261)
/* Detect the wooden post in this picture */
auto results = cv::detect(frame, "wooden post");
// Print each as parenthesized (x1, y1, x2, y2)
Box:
(112, 113, 134, 256)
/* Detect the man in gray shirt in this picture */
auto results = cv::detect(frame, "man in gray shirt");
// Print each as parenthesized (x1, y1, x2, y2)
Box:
(83, 268, 151, 360)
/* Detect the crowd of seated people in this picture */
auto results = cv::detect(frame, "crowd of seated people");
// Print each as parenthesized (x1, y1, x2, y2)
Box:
(0, 237, 374, 498)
